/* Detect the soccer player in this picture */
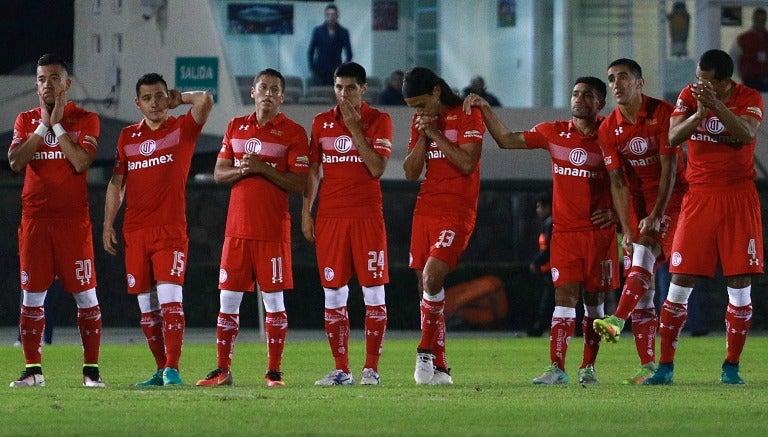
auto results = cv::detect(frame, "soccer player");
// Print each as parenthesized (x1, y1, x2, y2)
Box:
(7, 53, 105, 388)
(302, 62, 392, 386)
(464, 77, 619, 385)
(103, 73, 213, 386)
(592, 58, 687, 384)
(645, 49, 763, 385)
(402, 67, 485, 385)
(196, 69, 309, 388)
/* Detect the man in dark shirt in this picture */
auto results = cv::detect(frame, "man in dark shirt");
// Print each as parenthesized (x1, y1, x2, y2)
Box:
(378, 70, 406, 106)
(308, 4, 352, 86)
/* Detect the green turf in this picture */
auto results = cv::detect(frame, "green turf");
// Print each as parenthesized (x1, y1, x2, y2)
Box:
(2, 334, 767, 435)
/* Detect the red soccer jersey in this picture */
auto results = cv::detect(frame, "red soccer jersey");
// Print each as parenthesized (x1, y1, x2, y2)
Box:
(407, 105, 485, 220)
(10, 102, 99, 219)
(672, 81, 764, 190)
(309, 102, 392, 219)
(524, 119, 612, 232)
(219, 112, 309, 241)
(113, 110, 203, 232)
(599, 94, 687, 207)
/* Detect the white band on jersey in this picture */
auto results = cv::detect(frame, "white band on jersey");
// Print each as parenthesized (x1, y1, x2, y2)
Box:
(52, 123, 66, 138)
(34, 124, 48, 138)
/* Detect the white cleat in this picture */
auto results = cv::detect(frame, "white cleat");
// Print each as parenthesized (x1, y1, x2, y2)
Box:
(414, 352, 435, 385)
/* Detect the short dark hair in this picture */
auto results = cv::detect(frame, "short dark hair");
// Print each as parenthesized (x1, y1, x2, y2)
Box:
(37, 53, 70, 74)
(698, 49, 734, 80)
(574, 76, 607, 101)
(334, 62, 366, 85)
(608, 58, 643, 78)
(402, 66, 463, 107)
(135, 73, 168, 97)
(325, 3, 338, 13)
(254, 68, 285, 92)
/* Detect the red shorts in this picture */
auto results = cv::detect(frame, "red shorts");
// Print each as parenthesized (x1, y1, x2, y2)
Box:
(669, 186, 764, 277)
(18, 216, 97, 292)
(629, 190, 684, 264)
(219, 236, 293, 292)
(550, 227, 619, 292)
(124, 225, 189, 294)
(409, 215, 475, 271)
(314, 217, 389, 288)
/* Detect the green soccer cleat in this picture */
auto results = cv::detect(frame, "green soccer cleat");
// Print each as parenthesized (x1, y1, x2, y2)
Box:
(577, 364, 599, 385)
(135, 369, 164, 387)
(721, 361, 745, 384)
(162, 367, 184, 386)
(593, 315, 625, 343)
(623, 362, 657, 385)
(643, 362, 674, 385)
(533, 363, 569, 385)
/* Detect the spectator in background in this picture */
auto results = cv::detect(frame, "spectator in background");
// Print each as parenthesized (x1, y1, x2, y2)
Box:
(527, 192, 555, 337)
(378, 70, 406, 106)
(462, 75, 501, 107)
(308, 3, 352, 86)
(731, 7, 768, 92)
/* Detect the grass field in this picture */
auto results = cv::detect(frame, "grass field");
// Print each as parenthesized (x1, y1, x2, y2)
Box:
(1, 332, 767, 436)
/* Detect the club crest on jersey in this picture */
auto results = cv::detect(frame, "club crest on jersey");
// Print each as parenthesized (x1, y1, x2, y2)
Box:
(670, 252, 682, 267)
(127, 274, 136, 288)
(704, 117, 725, 134)
(43, 131, 59, 147)
(568, 148, 588, 166)
(334, 135, 353, 153)
(551, 268, 560, 282)
(628, 137, 648, 155)
(20, 271, 29, 285)
(219, 269, 228, 283)
(245, 138, 262, 155)
(139, 139, 157, 156)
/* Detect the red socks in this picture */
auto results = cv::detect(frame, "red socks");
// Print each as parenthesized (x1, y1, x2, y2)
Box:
(140, 310, 166, 369)
(550, 314, 575, 370)
(19, 305, 45, 365)
(630, 307, 657, 366)
(363, 305, 387, 371)
(658, 300, 687, 363)
(161, 302, 185, 370)
(725, 303, 752, 363)
(614, 266, 652, 320)
(78, 305, 102, 365)
(265, 311, 288, 372)
(580, 316, 601, 368)
(324, 307, 350, 373)
(215, 312, 239, 371)
(418, 298, 444, 353)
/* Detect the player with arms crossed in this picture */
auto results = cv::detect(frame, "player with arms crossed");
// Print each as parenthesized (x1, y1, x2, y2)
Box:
(465, 77, 618, 385)
(402, 67, 484, 385)
(8, 53, 104, 388)
(592, 58, 687, 384)
(103, 73, 213, 386)
(196, 69, 308, 387)
(644, 49, 763, 385)
(302, 62, 392, 386)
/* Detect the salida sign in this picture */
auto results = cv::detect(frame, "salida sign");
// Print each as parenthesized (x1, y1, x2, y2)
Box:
(175, 57, 219, 103)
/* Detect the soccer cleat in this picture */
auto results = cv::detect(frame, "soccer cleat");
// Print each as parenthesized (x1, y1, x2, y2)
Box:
(414, 352, 435, 385)
(360, 368, 380, 385)
(623, 362, 657, 385)
(196, 368, 233, 387)
(431, 367, 453, 385)
(136, 369, 164, 387)
(577, 364, 599, 385)
(265, 370, 285, 387)
(314, 370, 354, 386)
(162, 367, 184, 386)
(10, 366, 45, 388)
(593, 315, 625, 343)
(721, 361, 745, 384)
(532, 363, 569, 385)
(83, 366, 105, 388)
(643, 362, 674, 385)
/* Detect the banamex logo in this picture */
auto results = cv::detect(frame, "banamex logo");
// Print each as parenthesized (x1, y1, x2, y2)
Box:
(334, 135, 353, 153)
(139, 139, 157, 156)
